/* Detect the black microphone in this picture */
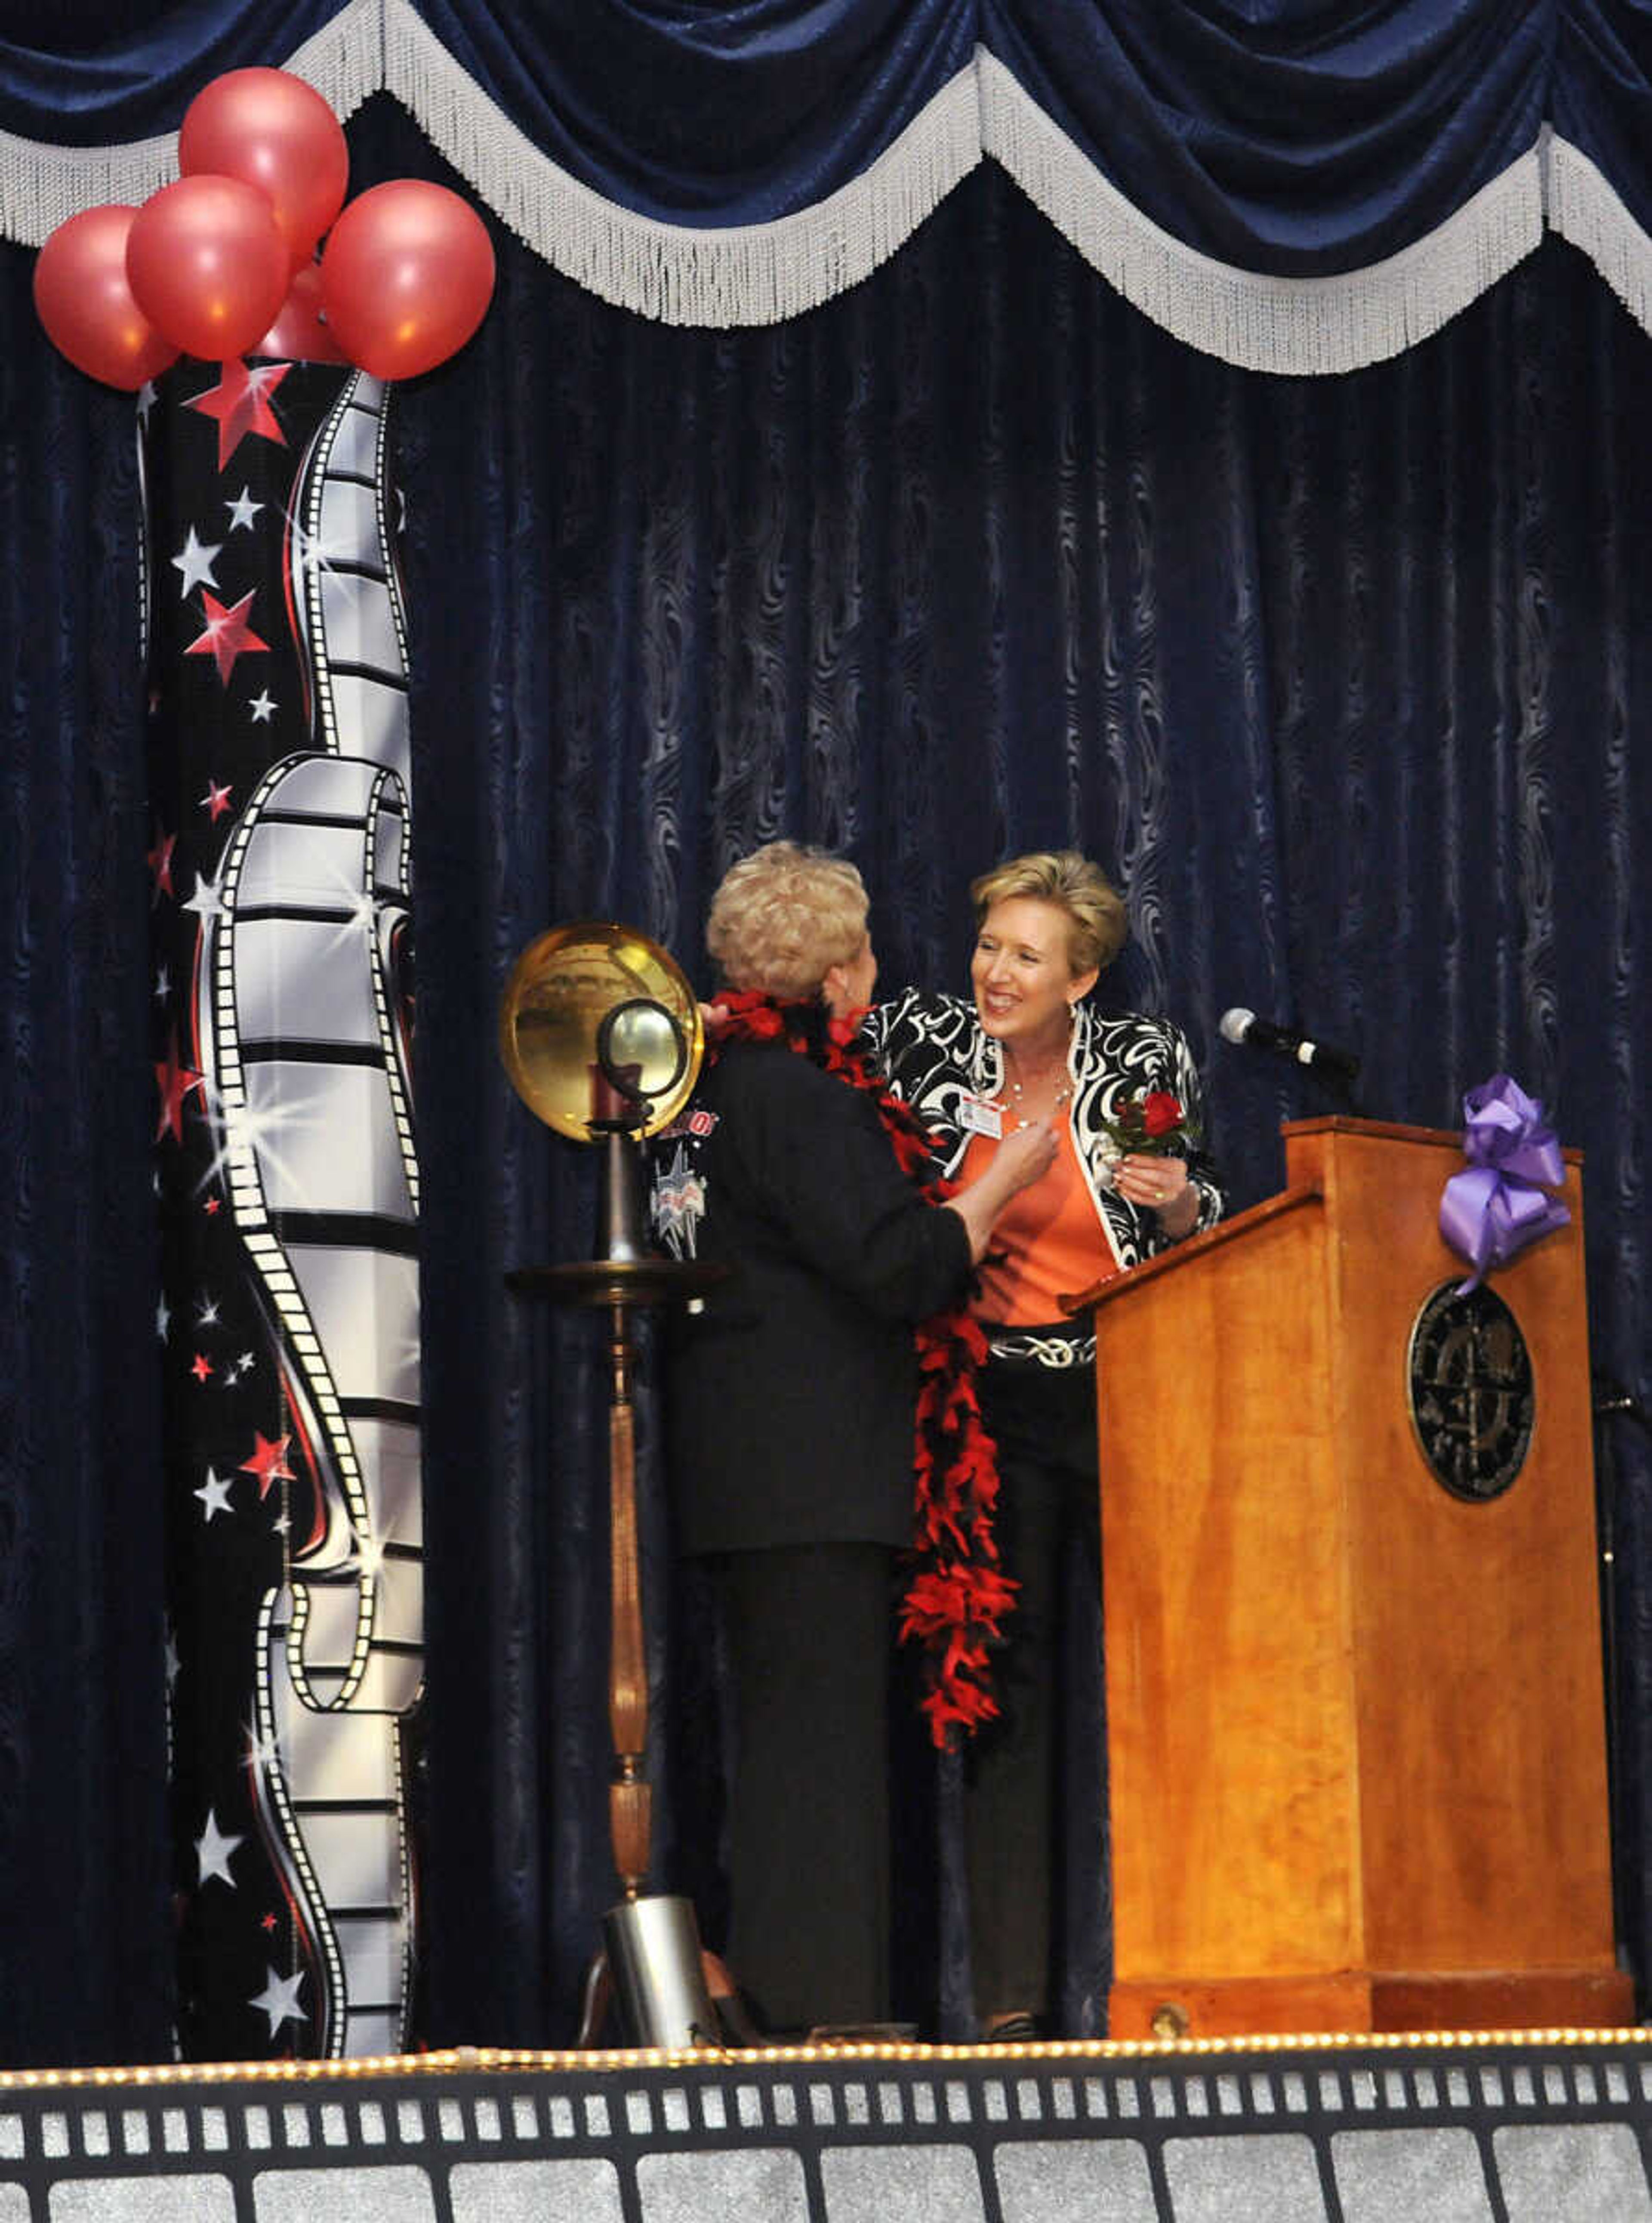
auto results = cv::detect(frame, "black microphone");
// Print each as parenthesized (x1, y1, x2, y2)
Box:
(1219, 1007, 1361, 1084)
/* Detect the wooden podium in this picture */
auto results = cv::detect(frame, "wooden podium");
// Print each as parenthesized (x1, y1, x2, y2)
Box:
(1075, 1118, 1631, 2038)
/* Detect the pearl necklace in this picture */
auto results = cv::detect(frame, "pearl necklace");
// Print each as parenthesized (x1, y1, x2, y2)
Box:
(999, 1061, 1073, 1131)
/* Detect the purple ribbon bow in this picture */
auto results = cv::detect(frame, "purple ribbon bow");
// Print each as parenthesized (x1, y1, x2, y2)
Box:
(1439, 1074, 1571, 1291)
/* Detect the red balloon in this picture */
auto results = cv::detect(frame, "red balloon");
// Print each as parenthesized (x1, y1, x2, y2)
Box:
(320, 180, 495, 381)
(126, 174, 291, 361)
(251, 262, 346, 364)
(33, 205, 179, 390)
(179, 68, 348, 272)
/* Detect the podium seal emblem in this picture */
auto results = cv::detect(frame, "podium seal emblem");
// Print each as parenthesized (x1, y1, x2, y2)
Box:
(1406, 1281, 1535, 1501)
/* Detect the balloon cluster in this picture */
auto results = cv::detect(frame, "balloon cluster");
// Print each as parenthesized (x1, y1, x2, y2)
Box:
(33, 68, 496, 389)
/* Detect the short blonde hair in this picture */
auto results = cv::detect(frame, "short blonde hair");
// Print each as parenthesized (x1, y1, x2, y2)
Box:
(706, 840, 869, 999)
(969, 849, 1127, 977)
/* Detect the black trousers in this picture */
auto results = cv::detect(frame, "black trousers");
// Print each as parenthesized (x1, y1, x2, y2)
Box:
(711, 1541, 895, 2034)
(964, 1358, 1100, 2023)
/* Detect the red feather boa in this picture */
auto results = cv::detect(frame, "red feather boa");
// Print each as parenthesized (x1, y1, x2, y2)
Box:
(710, 990, 1014, 1746)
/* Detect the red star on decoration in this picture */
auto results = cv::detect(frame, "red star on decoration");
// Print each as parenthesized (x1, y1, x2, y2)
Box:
(260, 1912, 278, 1933)
(186, 590, 269, 687)
(240, 1432, 295, 1500)
(204, 1195, 222, 1216)
(186, 359, 292, 471)
(154, 1029, 205, 1143)
(201, 779, 234, 823)
(191, 1353, 213, 1383)
(147, 824, 176, 900)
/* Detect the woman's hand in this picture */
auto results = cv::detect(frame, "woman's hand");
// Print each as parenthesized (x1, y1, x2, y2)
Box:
(947, 1115, 1057, 1262)
(996, 1114, 1059, 1194)
(1116, 1152, 1199, 1238)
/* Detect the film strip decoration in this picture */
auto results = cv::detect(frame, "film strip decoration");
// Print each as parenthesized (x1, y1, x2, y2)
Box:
(148, 357, 424, 2061)
(3, 2035, 1652, 2222)
(294, 375, 413, 786)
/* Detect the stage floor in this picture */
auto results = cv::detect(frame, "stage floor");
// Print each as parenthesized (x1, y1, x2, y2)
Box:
(6, 2028, 1651, 2221)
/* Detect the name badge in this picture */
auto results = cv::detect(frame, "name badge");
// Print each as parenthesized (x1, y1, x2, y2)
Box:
(958, 1093, 1003, 1139)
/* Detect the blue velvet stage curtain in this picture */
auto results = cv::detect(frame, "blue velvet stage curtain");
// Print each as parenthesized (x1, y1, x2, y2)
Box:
(3, 90, 1651, 2059)
(0, 1, 349, 140)
(348, 105, 1652, 2042)
(1559, 0, 1652, 237)
(409, 0, 977, 223)
(0, 250, 172, 2062)
(0, 2, 1650, 284)
(983, 0, 1550, 268)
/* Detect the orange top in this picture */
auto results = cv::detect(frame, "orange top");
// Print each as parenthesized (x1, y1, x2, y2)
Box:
(961, 1120, 1119, 1326)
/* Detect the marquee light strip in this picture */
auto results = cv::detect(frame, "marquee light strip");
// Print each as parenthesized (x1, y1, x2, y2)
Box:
(3, 2023, 1649, 2089)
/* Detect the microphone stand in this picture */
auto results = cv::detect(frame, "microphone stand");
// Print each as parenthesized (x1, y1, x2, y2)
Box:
(1591, 1371, 1650, 1996)
(1318, 1068, 1365, 1119)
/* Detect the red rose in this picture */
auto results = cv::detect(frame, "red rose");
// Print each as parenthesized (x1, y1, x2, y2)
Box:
(1141, 1090, 1184, 1138)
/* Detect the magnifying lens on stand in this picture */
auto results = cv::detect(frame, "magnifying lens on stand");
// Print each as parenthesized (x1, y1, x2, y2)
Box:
(499, 922, 725, 2047)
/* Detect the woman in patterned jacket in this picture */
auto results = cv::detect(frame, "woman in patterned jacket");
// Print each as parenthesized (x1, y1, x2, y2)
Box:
(861, 848, 1224, 2041)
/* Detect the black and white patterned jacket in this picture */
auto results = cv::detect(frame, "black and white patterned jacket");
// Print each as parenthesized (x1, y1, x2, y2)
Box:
(860, 988, 1225, 1367)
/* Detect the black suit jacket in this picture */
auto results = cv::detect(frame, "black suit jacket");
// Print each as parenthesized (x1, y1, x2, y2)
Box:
(653, 1037, 972, 1553)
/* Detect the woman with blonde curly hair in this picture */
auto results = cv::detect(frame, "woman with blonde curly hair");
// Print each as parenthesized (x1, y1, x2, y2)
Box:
(653, 841, 1054, 2038)
(863, 847, 1224, 2041)
(704, 840, 872, 1001)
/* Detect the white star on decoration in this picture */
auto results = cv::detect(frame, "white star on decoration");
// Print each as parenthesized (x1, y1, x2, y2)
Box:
(182, 869, 225, 925)
(351, 1534, 386, 1581)
(154, 963, 170, 1004)
(165, 1630, 181, 1689)
(250, 1967, 308, 2037)
(195, 1808, 243, 1887)
(194, 1467, 234, 1523)
(290, 519, 362, 594)
(246, 1725, 285, 1773)
(198, 1090, 322, 1211)
(171, 526, 222, 598)
(225, 488, 262, 531)
(156, 1295, 172, 1340)
(248, 690, 277, 724)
